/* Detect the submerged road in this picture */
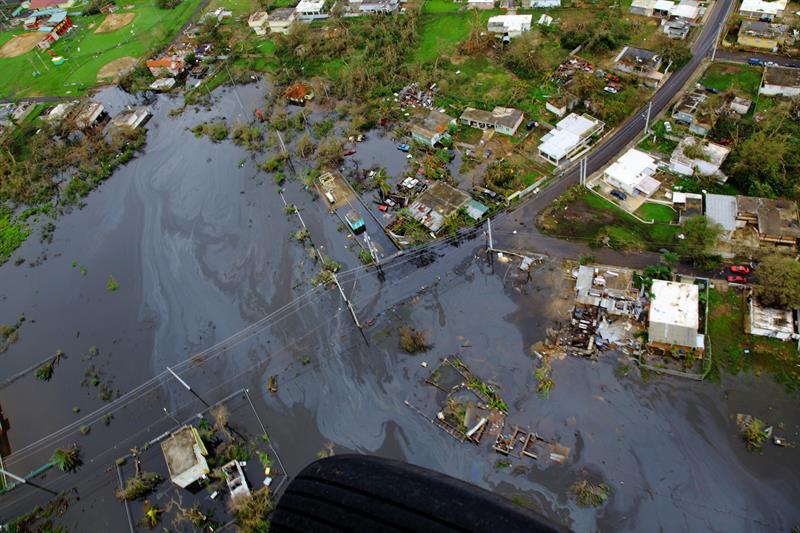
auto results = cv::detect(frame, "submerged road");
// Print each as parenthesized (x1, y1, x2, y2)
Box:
(495, 0, 735, 256)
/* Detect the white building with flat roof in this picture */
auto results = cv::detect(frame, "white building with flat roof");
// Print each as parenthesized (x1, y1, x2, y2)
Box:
(295, 0, 327, 20)
(739, 0, 787, 19)
(603, 148, 661, 198)
(538, 113, 604, 165)
(487, 14, 532, 37)
(648, 280, 702, 348)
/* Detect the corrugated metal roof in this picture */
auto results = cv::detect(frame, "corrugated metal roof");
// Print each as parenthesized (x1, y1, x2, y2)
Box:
(704, 193, 737, 231)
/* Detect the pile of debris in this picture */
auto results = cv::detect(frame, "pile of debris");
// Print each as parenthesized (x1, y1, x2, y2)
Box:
(492, 426, 570, 465)
(550, 56, 594, 86)
(395, 82, 438, 110)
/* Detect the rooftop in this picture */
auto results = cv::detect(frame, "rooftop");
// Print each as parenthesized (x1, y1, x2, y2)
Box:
(751, 299, 796, 336)
(673, 89, 707, 115)
(763, 65, 800, 87)
(672, 136, 730, 167)
(269, 8, 296, 21)
(296, 0, 325, 10)
(740, 0, 788, 15)
(411, 110, 454, 138)
(460, 106, 523, 129)
(539, 113, 603, 160)
(739, 19, 787, 39)
(248, 11, 269, 24)
(670, 0, 700, 19)
(737, 195, 800, 239)
(605, 148, 657, 187)
(704, 193, 738, 231)
(160, 426, 209, 488)
(487, 14, 532, 32)
(649, 280, 699, 330)
(408, 181, 469, 232)
(615, 46, 661, 71)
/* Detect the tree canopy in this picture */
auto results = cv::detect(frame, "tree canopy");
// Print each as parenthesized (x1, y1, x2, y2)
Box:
(755, 254, 800, 309)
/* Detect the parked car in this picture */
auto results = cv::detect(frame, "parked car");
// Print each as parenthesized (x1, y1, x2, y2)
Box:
(396, 143, 410, 152)
(748, 58, 763, 66)
(765, 61, 777, 67)
(717, 138, 732, 146)
(610, 189, 627, 201)
(526, 120, 539, 130)
(377, 204, 388, 212)
(704, 85, 720, 94)
(663, 121, 672, 133)
(727, 275, 747, 284)
(730, 265, 751, 274)
(603, 86, 619, 94)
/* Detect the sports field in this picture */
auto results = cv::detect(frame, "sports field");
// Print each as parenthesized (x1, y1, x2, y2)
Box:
(0, 0, 202, 98)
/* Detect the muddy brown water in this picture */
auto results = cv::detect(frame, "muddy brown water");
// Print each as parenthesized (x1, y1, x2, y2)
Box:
(0, 83, 797, 531)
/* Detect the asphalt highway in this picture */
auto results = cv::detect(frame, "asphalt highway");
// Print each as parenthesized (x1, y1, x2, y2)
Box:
(515, 0, 737, 216)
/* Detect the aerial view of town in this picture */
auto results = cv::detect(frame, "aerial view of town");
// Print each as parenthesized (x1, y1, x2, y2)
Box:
(0, 0, 799, 529)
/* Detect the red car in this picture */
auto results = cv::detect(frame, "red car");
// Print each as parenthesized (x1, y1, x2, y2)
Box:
(729, 265, 751, 274)
(727, 275, 747, 284)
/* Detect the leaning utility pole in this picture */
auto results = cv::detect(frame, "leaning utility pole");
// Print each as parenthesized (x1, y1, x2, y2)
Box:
(166, 366, 210, 408)
(644, 100, 653, 133)
(711, 24, 722, 61)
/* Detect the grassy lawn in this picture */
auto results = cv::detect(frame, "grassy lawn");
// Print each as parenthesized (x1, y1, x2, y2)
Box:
(635, 202, 677, 223)
(0, 0, 202, 98)
(413, 12, 478, 63)
(538, 187, 679, 252)
(207, 0, 257, 17)
(699, 63, 762, 98)
(423, 0, 463, 13)
(706, 287, 800, 390)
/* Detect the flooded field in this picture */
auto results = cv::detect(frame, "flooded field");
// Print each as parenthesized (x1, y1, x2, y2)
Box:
(0, 84, 798, 532)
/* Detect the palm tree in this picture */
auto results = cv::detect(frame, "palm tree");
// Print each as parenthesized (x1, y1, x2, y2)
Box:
(50, 445, 81, 472)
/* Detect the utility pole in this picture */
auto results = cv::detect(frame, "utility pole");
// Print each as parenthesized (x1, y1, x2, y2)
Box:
(644, 100, 653, 133)
(711, 24, 722, 61)
(163, 407, 180, 425)
(223, 62, 245, 118)
(0, 468, 58, 496)
(166, 367, 210, 408)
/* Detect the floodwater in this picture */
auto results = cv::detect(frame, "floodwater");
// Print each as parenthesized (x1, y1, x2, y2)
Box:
(0, 83, 797, 532)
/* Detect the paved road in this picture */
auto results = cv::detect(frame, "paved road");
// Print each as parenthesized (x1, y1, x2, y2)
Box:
(494, 0, 736, 262)
(716, 49, 800, 68)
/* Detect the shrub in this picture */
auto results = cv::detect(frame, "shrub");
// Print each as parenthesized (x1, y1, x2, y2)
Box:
(399, 327, 429, 354)
(116, 472, 163, 501)
(571, 479, 610, 507)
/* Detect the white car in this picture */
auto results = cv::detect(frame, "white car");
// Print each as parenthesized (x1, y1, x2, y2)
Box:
(603, 86, 618, 94)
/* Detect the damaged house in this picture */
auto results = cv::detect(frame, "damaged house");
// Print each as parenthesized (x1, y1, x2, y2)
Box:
(575, 265, 639, 317)
(613, 46, 664, 87)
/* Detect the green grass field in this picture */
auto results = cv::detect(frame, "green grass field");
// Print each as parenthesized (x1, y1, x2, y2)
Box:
(422, 0, 462, 13)
(699, 63, 762, 98)
(635, 202, 677, 223)
(540, 189, 679, 251)
(706, 287, 800, 389)
(0, 0, 202, 98)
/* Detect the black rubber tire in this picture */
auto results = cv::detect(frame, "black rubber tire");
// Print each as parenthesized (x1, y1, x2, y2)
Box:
(270, 454, 567, 533)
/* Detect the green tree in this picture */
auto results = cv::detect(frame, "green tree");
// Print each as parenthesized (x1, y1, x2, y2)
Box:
(50, 445, 81, 472)
(755, 254, 800, 309)
(677, 216, 720, 265)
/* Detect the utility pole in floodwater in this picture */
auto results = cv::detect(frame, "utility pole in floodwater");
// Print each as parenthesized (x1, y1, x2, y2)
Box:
(166, 366, 210, 409)
(0, 468, 58, 496)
